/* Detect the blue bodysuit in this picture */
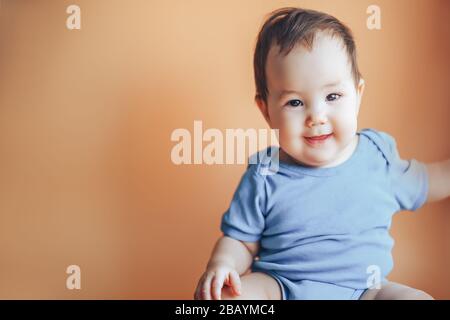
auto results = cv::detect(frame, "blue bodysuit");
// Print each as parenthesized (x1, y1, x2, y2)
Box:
(220, 128, 429, 300)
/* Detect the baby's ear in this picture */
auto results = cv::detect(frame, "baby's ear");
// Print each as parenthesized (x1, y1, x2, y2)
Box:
(356, 78, 365, 114)
(357, 78, 365, 98)
(255, 94, 272, 126)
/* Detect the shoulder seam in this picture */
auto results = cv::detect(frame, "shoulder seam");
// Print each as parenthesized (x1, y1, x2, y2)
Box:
(246, 161, 269, 218)
(359, 128, 393, 165)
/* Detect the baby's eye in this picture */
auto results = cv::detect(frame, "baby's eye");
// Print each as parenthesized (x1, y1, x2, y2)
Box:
(286, 99, 304, 107)
(326, 93, 342, 101)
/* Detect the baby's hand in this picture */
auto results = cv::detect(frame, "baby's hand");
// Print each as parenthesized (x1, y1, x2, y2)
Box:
(194, 262, 242, 300)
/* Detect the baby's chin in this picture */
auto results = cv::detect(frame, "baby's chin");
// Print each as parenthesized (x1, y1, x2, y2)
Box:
(281, 149, 341, 168)
(280, 134, 358, 168)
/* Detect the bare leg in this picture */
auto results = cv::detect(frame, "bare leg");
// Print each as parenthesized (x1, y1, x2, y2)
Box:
(360, 281, 434, 300)
(221, 272, 282, 300)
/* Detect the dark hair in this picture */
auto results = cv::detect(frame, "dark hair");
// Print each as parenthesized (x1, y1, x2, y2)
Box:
(253, 7, 362, 105)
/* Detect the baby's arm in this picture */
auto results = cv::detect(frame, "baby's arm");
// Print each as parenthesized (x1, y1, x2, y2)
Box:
(207, 236, 258, 274)
(194, 236, 259, 300)
(426, 159, 450, 203)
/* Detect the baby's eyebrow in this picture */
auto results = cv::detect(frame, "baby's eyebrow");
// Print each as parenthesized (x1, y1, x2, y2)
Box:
(278, 81, 342, 98)
(279, 89, 303, 97)
(321, 80, 342, 88)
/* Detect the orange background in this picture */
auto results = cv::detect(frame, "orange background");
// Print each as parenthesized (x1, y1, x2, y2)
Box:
(0, 0, 448, 299)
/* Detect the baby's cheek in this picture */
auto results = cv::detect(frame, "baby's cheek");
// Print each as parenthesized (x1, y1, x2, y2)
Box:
(278, 125, 302, 150)
(333, 113, 357, 136)
(283, 115, 304, 134)
(278, 129, 294, 147)
(282, 124, 303, 145)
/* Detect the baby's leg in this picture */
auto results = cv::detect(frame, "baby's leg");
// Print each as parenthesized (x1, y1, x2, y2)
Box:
(221, 272, 282, 300)
(360, 281, 434, 300)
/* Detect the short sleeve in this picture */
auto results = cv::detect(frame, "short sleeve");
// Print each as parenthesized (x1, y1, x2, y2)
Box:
(220, 165, 266, 242)
(378, 131, 429, 211)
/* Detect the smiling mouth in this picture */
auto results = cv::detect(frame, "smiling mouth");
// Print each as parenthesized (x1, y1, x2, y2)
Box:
(304, 133, 333, 145)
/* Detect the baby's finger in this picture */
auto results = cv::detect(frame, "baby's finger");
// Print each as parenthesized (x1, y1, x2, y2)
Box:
(194, 283, 202, 300)
(211, 272, 226, 300)
(194, 273, 207, 300)
(194, 276, 204, 300)
(229, 270, 242, 295)
(201, 273, 214, 300)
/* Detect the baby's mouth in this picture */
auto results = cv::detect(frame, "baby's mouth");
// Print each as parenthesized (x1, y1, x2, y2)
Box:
(304, 133, 333, 145)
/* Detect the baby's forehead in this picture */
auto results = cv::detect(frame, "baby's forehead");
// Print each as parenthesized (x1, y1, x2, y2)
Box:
(268, 31, 348, 64)
(266, 33, 353, 90)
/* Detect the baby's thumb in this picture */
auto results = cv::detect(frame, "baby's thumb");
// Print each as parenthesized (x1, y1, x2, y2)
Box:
(229, 270, 242, 295)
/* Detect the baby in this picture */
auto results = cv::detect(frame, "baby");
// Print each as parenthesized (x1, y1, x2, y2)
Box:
(194, 7, 450, 300)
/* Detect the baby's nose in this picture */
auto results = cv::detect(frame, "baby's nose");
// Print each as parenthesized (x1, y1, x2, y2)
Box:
(306, 113, 327, 127)
(305, 101, 328, 128)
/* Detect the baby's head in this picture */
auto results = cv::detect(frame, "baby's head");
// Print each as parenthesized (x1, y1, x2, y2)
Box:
(254, 7, 365, 168)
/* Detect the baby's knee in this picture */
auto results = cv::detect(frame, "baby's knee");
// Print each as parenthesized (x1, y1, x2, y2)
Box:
(406, 289, 434, 300)
(220, 272, 277, 300)
(394, 287, 434, 300)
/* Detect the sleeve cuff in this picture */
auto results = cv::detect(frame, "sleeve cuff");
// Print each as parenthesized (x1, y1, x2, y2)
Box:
(411, 161, 429, 211)
(221, 226, 261, 242)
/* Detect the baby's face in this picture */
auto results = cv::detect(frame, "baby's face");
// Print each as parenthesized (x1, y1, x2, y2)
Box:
(257, 31, 365, 167)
